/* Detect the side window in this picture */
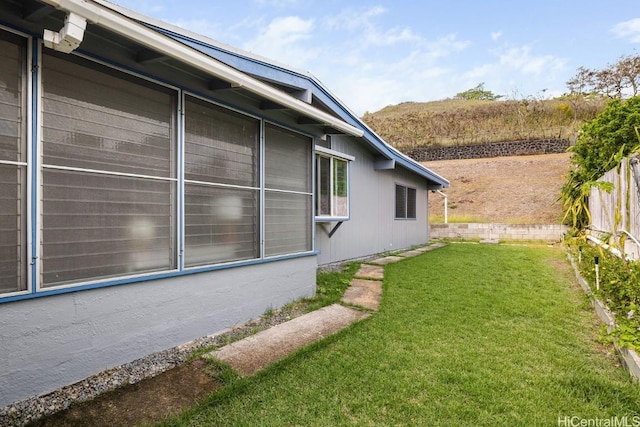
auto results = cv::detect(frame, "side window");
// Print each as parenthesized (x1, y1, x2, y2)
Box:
(264, 124, 313, 257)
(0, 31, 27, 295)
(41, 52, 177, 287)
(395, 184, 417, 219)
(183, 96, 259, 267)
(315, 148, 352, 220)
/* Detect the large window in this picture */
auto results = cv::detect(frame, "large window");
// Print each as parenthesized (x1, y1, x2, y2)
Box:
(316, 148, 351, 219)
(41, 52, 177, 286)
(184, 96, 259, 267)
(264, 124, 312, 257)
(395, 184, 417, 219)
(0, 31, 27, 294)
(0, 33, 319, 298)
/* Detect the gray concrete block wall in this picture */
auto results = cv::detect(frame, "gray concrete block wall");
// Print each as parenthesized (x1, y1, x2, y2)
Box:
(430, 223, 568, 241)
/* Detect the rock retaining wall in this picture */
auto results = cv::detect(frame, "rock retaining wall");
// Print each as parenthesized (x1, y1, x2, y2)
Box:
(408, 138, 571, 162)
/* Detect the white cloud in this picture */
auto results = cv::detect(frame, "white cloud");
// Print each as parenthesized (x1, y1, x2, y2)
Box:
(318, 33, 469, 114)
(242, 16, 319, 67)
(326, 6, 417, 48)
(491, 31, 502, 41)
(498, 45, 565, 75)
(612, 18, 640, 43)
(326, 6, 387, 33)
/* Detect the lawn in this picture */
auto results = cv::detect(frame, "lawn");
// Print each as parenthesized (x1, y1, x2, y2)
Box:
(160, 244, 639, 427)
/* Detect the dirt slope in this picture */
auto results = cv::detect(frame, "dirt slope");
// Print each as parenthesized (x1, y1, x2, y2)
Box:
(424, 153, 571, 224)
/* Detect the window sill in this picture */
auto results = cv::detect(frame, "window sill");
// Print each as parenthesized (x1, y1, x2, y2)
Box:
(315, 216, 350, 223)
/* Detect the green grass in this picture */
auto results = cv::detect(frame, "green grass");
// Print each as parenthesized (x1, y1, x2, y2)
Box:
(159, 244, 639, 427)
(429, 214, 488, 223)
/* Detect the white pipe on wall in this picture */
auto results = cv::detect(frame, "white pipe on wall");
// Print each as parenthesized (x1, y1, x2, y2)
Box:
(433, 190, 448, 223)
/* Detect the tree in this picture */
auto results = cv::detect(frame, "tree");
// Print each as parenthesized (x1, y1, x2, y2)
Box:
(561, 96, 640, 229)
(566, 54, 640, 98)
(455, 83, 503, 101)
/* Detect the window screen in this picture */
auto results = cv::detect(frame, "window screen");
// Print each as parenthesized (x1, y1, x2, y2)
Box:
(264, 124, 312, 257)
(407, 187, 417, 219)
(395, 184, 417, 219)
(184, 96, 259, 267)
(265, 124, 311, 193)
(0, 32, 27, 294)
(185, 97, 258, 187)
(41, 52, 176, 287)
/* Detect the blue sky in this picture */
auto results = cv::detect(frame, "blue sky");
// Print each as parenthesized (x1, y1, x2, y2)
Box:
(110, 0, 640, 115)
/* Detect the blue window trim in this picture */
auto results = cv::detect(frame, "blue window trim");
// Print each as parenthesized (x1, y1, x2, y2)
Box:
(0, 251, 319, 304)
(30, 37, 38, 295)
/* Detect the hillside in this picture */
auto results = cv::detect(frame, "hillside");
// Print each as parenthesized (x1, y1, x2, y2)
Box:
(424, 153, 570, 224)
(363, 98, 604, 150)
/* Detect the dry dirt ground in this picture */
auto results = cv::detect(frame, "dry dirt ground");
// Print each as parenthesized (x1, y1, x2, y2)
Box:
(26, 153, 571, 427)
(424, 152, 571, 224)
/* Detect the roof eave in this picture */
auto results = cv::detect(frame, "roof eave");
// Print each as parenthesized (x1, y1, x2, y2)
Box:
(40, 0, 363, 138)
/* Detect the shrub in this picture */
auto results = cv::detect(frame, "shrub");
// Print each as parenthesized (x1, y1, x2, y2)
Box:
(571, 241, 640, 350)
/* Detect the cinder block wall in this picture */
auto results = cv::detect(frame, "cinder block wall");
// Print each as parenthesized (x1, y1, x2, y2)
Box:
(430, 223, 568, 241)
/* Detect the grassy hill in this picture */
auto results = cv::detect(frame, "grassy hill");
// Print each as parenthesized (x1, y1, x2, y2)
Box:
(362, 98, 606, 150)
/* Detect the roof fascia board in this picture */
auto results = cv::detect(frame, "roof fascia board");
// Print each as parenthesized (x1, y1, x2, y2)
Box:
(39, 0, 364, 138)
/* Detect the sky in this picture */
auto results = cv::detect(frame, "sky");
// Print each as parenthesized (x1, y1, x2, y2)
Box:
(109, 0, 640, 115)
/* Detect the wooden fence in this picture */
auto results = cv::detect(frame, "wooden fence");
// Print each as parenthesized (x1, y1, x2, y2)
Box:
(589, 156, 640, 260)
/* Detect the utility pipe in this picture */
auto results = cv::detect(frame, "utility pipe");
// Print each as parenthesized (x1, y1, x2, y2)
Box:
(433, 190, 448, 223)
(41, 0, 364, 138)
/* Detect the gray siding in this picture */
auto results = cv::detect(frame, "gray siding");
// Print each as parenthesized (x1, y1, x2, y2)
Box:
(316, 136, 429, 265)
(0, 256, 316, 407)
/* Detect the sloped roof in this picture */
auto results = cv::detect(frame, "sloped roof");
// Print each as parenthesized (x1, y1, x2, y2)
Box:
(48, 0, 449, 188)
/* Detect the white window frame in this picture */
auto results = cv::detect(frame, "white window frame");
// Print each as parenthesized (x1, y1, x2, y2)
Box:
(315, 145, 353, 221)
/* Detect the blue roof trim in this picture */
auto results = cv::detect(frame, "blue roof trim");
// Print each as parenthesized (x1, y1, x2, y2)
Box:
(148, 25, 448, 188)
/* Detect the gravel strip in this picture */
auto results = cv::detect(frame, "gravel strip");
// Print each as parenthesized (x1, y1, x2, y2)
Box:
(0, 307, 305, 427)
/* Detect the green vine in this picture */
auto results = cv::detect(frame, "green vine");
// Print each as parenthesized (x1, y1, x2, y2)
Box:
(560, 97, 640, 230)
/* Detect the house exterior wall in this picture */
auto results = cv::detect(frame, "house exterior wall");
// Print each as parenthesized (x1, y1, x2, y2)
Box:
(0, 3, 445, 409)
(315, 135, 430, 265)
(0, 255, 316, 407)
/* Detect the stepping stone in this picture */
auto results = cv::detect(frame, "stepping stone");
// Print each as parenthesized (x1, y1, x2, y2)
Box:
(354, 264, 384, 280)
(342, 279, 382, 310)
(398, 249, 424, 257)
(370, 256, 405, 265)
(206, 304, 368, 376)
(417, 242, 446, 252)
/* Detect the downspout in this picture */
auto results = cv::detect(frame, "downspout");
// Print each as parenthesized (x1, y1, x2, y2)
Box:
(43, 12, 86, 53)
(433, 190, 448, 224)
